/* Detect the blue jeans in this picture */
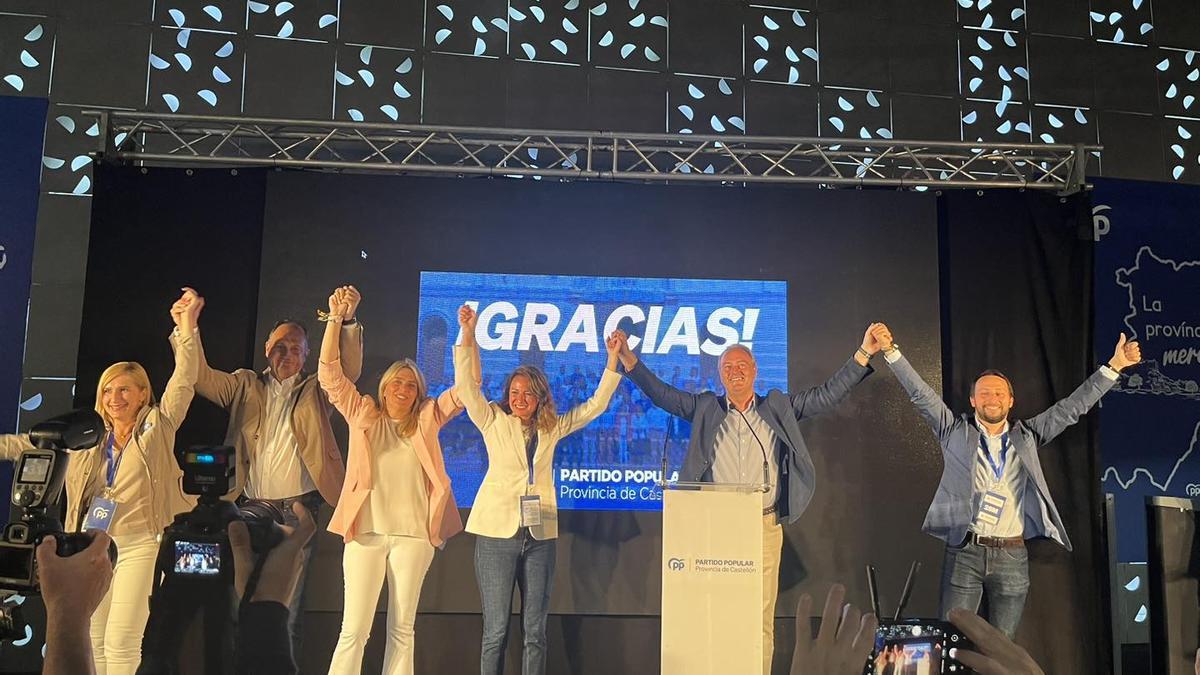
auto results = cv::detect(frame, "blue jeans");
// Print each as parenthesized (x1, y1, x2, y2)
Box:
(939, 539, 1030, 638)
(475, 531, 557, 675)
(257, 490, 322, 662)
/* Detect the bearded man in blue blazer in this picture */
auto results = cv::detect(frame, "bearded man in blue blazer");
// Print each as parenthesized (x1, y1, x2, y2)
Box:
(875, 326, 1141, 638)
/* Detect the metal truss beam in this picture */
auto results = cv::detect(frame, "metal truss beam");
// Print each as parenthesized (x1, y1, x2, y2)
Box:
(87, 110, 1098, 194)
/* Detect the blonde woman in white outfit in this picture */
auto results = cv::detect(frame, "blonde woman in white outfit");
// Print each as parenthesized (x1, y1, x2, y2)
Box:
(455, 304, 622, 675)
(319, 287, 469, 675)
(0, 288, 200, 675)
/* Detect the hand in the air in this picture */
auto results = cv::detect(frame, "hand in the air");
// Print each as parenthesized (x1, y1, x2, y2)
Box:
(1107, 333, 1141, 372)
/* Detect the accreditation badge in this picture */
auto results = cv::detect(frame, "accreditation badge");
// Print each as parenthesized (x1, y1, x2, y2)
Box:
(976, 490, 1008, 527)
(520, 495, 542, 528)
(83, 495, 118, 532)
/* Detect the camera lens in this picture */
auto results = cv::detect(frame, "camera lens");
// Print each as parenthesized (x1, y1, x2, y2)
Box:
(236, 499, 287, 555)
(237, 499, 286, 524)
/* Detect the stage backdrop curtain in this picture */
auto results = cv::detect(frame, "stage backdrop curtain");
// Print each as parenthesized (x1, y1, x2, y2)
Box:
(79, 165, 269, 449)
(938, 189, 1108, 675)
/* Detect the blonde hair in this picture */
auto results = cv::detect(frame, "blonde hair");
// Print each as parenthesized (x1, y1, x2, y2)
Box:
(499, 365, 557, 433)
(94, 362, 155, 429)
(378, 359, 428, 437)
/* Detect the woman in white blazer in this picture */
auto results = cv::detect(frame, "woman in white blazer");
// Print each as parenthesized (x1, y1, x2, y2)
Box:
(454, 304, 621, 675)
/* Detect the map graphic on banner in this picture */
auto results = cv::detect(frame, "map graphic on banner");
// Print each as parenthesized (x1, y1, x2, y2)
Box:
(1092, 179, 1200, 562)
(1104, 246, 1200, 491)
(414, 271, 788, 511)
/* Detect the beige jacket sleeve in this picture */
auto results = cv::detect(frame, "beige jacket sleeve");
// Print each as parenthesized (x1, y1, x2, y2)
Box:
(0, 434, 34, 462)
(170, 328, 243, 409)
(158, 327, 200, 430)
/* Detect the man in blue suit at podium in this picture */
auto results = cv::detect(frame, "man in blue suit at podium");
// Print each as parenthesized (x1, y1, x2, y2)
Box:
(613, 324, 888, 674)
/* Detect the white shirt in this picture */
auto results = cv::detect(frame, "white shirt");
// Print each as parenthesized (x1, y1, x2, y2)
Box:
(246, 373, 317, 500)
(969, 416, 1026, 538)
(356, 420, 429, 538)
(712, 398, 780, 509)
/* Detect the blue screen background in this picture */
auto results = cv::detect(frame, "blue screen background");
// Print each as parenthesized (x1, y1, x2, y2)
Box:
(415, 271, 788, 510)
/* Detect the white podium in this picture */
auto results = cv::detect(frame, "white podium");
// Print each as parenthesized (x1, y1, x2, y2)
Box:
(661, 481, 765, 675)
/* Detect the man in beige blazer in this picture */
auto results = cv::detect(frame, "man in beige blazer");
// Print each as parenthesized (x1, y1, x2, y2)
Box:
(171, 286, 363, 661)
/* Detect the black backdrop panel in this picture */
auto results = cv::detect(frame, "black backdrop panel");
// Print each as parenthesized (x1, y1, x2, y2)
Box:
(1147, 498, 1200, 675)
(255, 173, 944, 619)
(938, 190, 1106, 675)
(78, 166, 268, 458)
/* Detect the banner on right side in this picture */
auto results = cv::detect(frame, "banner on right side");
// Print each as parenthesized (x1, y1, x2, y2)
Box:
(1092, 177, 1200, 563)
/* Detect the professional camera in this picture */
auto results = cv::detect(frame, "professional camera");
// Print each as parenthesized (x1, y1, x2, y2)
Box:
(137, 445, 286, 673)
(155, 445, 285, 584)
(0, 408, 116, 642)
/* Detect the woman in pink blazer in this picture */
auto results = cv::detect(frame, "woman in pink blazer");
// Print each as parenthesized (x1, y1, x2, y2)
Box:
(318, 286, 466, 675)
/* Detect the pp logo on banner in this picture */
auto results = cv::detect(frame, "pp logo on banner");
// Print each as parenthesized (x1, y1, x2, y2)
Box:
(1093, 205, 1112, 241)
(0, 244, 7, 270)
(1187, 483, 1200, 497)
(667, 557, 686, 571)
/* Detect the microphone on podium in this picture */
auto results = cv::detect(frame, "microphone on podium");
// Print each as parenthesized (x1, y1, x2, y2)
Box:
(660, 417, 670, 485)
(732, 405, 772, 494)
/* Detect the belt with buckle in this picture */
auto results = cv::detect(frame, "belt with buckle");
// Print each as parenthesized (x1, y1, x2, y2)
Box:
(967, 532, 1024, 548)
(254, 490, 320, 511)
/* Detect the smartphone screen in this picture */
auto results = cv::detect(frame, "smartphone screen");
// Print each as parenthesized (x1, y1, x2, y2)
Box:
(868, 621, 970, 674)
(869, 639, 944, 675)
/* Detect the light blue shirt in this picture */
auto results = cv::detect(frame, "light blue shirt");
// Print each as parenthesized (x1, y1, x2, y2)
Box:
(713, 398, 779, 508)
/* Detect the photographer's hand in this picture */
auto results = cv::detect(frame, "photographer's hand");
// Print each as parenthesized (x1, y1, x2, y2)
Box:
(948, 608, 1045, 675)
(229, 501, 316, 605)
(37, 531, 114, 675)
(791, 583, 878, 675)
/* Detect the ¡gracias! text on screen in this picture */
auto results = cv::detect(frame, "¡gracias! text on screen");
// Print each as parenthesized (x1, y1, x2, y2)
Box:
(457, 300, 761, 356)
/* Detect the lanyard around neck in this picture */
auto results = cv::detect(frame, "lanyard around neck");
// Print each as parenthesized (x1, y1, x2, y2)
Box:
(104, 432, 128, 488)
(979, 431, 1010, 482)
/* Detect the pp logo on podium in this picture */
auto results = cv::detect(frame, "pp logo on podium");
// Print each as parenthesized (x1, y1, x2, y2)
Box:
(667, 558, 687, 571)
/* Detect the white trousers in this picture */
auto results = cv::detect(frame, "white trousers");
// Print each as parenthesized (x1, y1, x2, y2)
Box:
(91, 532, 159, 675)
(327, 533, 435, 675)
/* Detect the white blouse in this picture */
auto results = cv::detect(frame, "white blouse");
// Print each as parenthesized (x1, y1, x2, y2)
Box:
(356, 418, 430, 538)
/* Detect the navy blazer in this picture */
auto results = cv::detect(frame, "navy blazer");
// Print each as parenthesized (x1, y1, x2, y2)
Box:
(624, 357, 872, 524)
(886, 353, 1116, 551)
